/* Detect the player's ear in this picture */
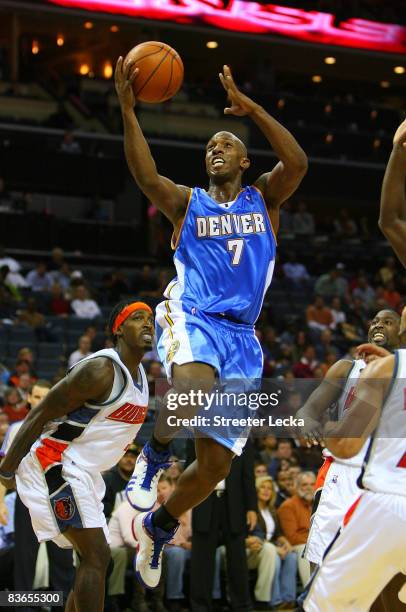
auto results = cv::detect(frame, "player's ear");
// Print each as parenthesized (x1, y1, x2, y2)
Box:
(240, 157, 250, 172)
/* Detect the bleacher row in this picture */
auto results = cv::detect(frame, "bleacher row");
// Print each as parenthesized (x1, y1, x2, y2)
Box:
(0, 315, 110, 379)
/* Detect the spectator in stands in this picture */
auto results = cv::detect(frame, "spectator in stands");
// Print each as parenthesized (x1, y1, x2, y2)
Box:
(383, 280, 401, 311)
(71, 284, 101, 319)
(277, 471, 315, 587)
(378, 256, 397, 285)
(0, 412, 9, 446)
(352, 275, 376, 309)
(267, 439, 294, 478)
(275, 469, 295, 509)
(50, 262, 72, 291)
(262, 327, 282, 365)
(67, 334, 92, 369)
(334, 208, 357, 237)
(134, 265, 158, 294)
(102, 270, 129, 304)
(291, 330, 308, 363)
(259, 435, 277, 467)
(2, 262, 26, 290)
(2, 387, 27, 423)
(49, 283, 70, 316)
(17, 297, 47, 338)
(315, 329, 339, 361)
(292, 345, 319, 378)
(25, 262, 52, 292)
(282, 251, 310, 285)
(306, 295, 334, 331)
(16, 372, 31, 403)
(293, 201, 315, 235)
(255, 475, 297, 609)
(330, 296, 346, 329)
(49, 247, 65, 271)
(0, 490, 16, 591)
(16, 348, 35, 369)
(60, 130, 82, 154)
(8, 358, 35, 388)
(0, 266, 21, 301)
(254, 462, 268, 478)
(314, 264, 348, 300)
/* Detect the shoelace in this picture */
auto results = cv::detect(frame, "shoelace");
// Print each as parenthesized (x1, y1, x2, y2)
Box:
(133, 453, 172, 491)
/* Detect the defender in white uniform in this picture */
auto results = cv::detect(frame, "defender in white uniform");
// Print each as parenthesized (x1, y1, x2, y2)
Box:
(305, 349, 406, 612)
(0, 300, 154, 612)
(298, 310, 400, 567)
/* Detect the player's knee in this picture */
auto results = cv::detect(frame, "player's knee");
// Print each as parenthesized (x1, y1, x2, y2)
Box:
(81, 543, 111, 572)
(198, 451, 232, 484)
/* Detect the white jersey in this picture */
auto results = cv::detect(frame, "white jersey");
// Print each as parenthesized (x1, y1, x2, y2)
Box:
(30, 348, 149, 473)
(332, 358, 369, 468)
(361, 348, 406, 497)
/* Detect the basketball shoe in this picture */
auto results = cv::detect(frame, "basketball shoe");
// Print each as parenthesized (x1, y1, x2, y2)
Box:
(126, 442, 171, 511)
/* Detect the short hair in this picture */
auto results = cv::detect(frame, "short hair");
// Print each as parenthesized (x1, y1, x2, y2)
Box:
(158, 474, 173, 486)
(108, 299, 135, 343)
(295, 471, 316, 488)
(31, 379, 52, 392)
(277, 438, 293, 448)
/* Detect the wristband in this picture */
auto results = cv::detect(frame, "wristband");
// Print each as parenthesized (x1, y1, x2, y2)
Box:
(0, 469, 15, 480)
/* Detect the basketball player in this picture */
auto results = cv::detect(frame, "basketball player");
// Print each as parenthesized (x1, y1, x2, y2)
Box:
(304, 345, 406, 611)
(0, 300, 154, 612)
(379, 118, 406, 267)
(298, 309, 400, 569)
(115, 59, 307, 587)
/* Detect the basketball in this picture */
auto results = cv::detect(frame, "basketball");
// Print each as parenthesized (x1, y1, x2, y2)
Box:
(124, 41, 184, 103)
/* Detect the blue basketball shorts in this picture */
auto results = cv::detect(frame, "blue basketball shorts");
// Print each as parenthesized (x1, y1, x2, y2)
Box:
(155, 300, 263, 455)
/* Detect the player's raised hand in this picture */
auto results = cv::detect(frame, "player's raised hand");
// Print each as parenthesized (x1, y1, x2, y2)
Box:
(115, 56, 139, 110)
(219, 65, 260, 117)
(356, 343, 391, 364)
(393, 118, 406, 149)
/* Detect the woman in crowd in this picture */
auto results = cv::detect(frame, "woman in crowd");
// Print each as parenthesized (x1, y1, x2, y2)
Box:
(256, 475, 298, 610)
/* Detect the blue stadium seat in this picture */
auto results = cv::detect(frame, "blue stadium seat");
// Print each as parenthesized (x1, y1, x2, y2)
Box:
(36, 343, 65, 359)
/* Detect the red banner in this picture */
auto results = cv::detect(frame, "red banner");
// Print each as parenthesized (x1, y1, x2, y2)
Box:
(49, 0, 406, 54)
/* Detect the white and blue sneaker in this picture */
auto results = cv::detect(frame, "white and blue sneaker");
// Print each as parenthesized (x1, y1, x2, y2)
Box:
(134, 511, 178, 589)
(126, 442, 171, 511)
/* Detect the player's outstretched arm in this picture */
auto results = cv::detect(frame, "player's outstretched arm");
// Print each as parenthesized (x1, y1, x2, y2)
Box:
(0, 358, 114, 487)
(295, 359, 353, 445)
(115, 57, 190, 226)
(323, 356, 394, 459)
(378, 119, 406, 268)
(218, 66, 307, 217)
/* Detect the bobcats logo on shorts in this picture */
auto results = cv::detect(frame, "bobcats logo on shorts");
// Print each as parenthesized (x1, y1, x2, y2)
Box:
(166, 340, 180, 363)
(54, 496, 75, 521)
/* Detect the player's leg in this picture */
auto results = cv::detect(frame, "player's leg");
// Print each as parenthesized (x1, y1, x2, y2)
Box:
(304, 493, 405, 612)
(134, 436, 233, 589)
(372, 573, 406, 612)
(63, 526, 111, 612)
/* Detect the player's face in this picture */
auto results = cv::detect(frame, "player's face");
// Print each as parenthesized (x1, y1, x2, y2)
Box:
(368, 310, 400, 349)
(121, 309, 154, 351)
(28, 385, 50, 409)
(205, 132, 249, 181)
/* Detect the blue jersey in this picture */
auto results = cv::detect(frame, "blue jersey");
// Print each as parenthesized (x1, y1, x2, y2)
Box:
(164, 186, 276, 325)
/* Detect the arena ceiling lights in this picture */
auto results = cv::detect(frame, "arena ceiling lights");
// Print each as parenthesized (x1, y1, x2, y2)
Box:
(47, 0, 406, 54)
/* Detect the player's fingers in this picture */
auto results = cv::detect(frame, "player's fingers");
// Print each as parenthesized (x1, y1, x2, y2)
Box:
(124, 58, 137, 81)
(223, 65, 238, 91)
(114, 56, 123, 81)
(219, 72, 229, 92)
(128, 67, 139, 83)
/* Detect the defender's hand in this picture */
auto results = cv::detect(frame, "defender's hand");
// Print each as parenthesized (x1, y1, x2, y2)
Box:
(115, 56, 139, 111)
(219, 65, 260, 117)
(356, 343, 391, 364)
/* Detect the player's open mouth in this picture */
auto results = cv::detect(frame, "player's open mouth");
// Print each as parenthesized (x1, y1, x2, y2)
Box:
(142, 333, 152, 342)
(372, 331, 385, 342)
(212, 157, 225, 167)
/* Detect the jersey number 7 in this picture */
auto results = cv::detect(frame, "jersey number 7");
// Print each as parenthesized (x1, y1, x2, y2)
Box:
(227, 239, 244, 266)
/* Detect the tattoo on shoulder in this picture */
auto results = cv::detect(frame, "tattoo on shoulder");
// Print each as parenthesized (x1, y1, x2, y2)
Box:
(70, 357, 114, 393)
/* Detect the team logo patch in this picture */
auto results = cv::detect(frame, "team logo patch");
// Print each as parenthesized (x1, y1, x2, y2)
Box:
(54, 496, 75, 521)
(166, 340, 180, 363)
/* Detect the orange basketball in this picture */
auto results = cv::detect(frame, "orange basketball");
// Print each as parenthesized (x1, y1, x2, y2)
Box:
(125, 41, 184, 103)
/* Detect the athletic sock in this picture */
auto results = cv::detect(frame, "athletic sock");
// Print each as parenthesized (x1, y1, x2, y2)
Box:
(152, 504, 179, 532)
(150, 435, 170, 454)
